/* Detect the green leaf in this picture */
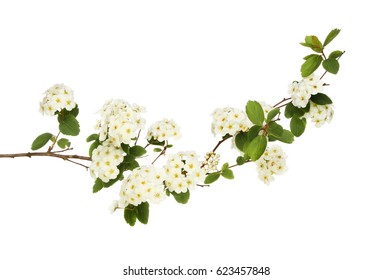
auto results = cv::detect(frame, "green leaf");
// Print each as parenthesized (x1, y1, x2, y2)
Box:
(301, 54, 323, 77)
(290, 115, 307, 137)
(204, 172, 221, 184)
(246, 100, 264, 126)
(303, 54, 315, 60)
(86, 133, 99, 142)
(89, 141, 99, 157)
(310, 93, 333, 105)
(323, 28, 341, 47)
(273, 129, 294, 144)
(57, 138, 71, 149)
(267, 122, 284, 137)
(148, 138, 165, 146)
(266, 108, 280, 122)
(92, 178, 104, 193)
(153, 148, 162, 152)
(329, 50, 343, 59)
(31, 133, 53, 151)
(322, 58, 340, 74)
(305, 35, 323, 52)
(166, 189, 171, 196)
(221, 162, 229, 170)
(124, 206, 137, 227)
(135, 202, 149, 224)
(59, 114, 80, 136)
(235, 131, 248, 152)
(236, 156, 247, 165)
(246, 135, 267, 161)
(171, 190, 190, 204)
(221, 168, 234, 179)
(284, 102, 306, 118)
(248, 125, 262, 142)
(122, 155, 139, 171)
(129, 145, 147, 157)
(68, 104, 79, 117)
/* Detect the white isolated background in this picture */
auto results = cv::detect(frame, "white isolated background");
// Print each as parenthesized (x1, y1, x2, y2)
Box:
(0, 1, 391, 279)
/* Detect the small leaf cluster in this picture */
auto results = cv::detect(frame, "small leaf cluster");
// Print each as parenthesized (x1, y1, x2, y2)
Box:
(31, 105, 80, 151)
(300, 29, 343, 77)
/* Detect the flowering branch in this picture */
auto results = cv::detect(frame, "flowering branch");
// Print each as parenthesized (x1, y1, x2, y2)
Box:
(0, 28, 344, 228)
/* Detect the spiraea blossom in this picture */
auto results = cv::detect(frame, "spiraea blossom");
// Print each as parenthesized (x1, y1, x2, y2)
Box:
(202, 152, 220, 173)
(146, 119, 181, 142)
(39, 84, 76, 116)
(119, 165, 166, 207)
(90, 139, 124, 183)
(211, 107, 250, 136)
(164, 151, 205, 193)
(305, 102, 334, 127)
(95, 99, 146, 145)
(288, 74, 324, 108)
(255, 145, 287, 185)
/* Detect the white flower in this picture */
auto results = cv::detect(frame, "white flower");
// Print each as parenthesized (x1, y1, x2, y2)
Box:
(163, 151, 205, 193)
(259, 101, 273, 115)
(39, 84, 76, 116)
(108, 200, 119, 214)
(288, 74, 323, 108)
(211, 107, 251, 137)
(201, 152, 220, 172)
(119, 165, 166, 207)
(146, 119, 181, 142)
(95, 99, 146, 145)
(255, 144, 287, 184)
(304, 101, 334, 127)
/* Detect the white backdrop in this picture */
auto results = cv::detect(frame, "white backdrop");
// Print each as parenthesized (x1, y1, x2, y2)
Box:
(1, 1, 391, 279)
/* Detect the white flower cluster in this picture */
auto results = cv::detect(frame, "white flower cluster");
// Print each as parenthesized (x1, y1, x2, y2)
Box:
(202, 152, 220, 172)
(255, 145, 287, 185)
(146, 119, 181, 142)
(305, 102, 334, 127)
(119, 165, 166, 207)
(288, 74, 324, 108)
(90, 140, 124, 183)
(95, 99, 146, 145)
(164, 151, 205, 193)
(211, 107, 250, 136)
(39, 84, 76, 116)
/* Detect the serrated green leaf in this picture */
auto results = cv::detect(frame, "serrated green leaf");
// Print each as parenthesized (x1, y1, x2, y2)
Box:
(89, 141, 99, 157)
(124, 206, 137, 226)
(31, 133, 53, 151)
(129, 145, 146, 157)
(59, 114, 80, 136)
(171, 190, 190, 204)
(310, 93, 333, 105)
(267, 122, 284, 137)
(301, 54, 323, 77)
(204, 172, 221, 184)
(290, 115, 307, 137)
(57, 138, 71, 149)
(92, 178, 104, 193)
(329, 50, 343, 59)
(135, 202, 149, 224)
(284, 102, 306, 118)
(266, 108, 280, 122)
(246, 100, 264, 126)
(235, 131, 248, 152)
(246, 135, 267, 161)
(304, 35, 323, 52)
(86, 133, 99, 142)
(273, 129, 294, 144)
(221, 168, 234, 179)
(323, 28, 340, 47)
(322, 58, 340, 74)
